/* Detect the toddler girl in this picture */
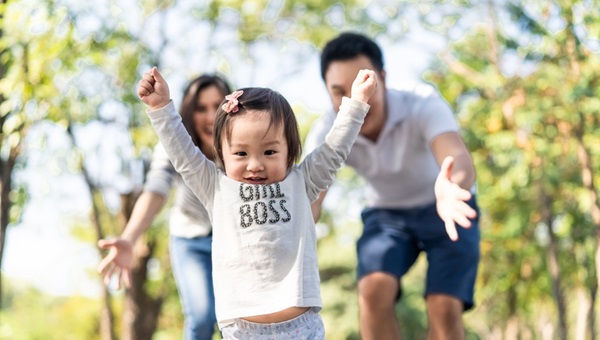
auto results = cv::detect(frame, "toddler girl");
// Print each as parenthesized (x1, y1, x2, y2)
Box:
(138, 67, 376, 338)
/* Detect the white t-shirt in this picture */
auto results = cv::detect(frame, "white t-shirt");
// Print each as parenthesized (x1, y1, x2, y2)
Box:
(305, 84, 460, 208)
(147, 97, 369, 328)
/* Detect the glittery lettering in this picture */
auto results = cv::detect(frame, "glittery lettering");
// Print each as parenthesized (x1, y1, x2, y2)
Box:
(240, 184, 253, 202)
(268, 200, 280, 223)
(253, 202, 268, 225)
(274, 183, 284, 198)
(280, 199, 291, 222)
(240, 204, 252, 228)
(254, 185, 260, 200)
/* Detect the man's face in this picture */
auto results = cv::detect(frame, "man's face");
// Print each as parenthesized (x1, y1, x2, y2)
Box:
(325, 55, 386, 142)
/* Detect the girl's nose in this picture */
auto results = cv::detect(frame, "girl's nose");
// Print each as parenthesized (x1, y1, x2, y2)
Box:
(247, 157, 264, 172)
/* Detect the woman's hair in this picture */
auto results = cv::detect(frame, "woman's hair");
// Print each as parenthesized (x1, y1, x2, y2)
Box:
(213, 87, 302, 170)
(180, 74, 232, 148)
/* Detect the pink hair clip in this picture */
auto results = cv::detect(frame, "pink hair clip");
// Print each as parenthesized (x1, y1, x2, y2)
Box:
(222, 90, 244, 113)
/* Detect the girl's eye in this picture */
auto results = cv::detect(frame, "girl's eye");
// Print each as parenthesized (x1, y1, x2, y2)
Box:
(235, 152, 247, 156)
(264, 150, 276, 156)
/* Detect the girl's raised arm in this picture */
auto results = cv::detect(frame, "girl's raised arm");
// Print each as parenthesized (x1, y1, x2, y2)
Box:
(138, 67, 171, 110)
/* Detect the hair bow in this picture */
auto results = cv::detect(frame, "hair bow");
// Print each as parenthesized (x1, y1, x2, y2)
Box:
(222, 90, 244, 113)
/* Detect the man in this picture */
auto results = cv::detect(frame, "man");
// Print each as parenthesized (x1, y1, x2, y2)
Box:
(306, 32, 480, 339)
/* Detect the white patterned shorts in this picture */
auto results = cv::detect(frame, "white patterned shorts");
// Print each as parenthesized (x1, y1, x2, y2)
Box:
(220, 308, 325, 339)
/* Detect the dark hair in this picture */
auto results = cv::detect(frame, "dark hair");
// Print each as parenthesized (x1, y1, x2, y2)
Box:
(180, 74, 231, 148)
(320, 32, 384, 80)
(213, 87, 301, 170)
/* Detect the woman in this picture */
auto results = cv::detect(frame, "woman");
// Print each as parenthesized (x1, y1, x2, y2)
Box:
(98, 74, 232, 339)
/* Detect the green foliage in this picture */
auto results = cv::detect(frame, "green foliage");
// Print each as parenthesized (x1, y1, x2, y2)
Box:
(0, 280, 107, 339)
(195, 0, 387, 48)
(424, 0, 600, 335)
(3, 0, 600, 338)
(318, 229, 361, 339)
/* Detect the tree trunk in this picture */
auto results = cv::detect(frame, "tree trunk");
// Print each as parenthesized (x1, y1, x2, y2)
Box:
(121, 236, 163, 340)
(505, 272, 519, 340)
(100, 285, 115, 340)
(590, 283, 597, 340)
(539, 188, 567, 340)
(89, 186, 116, 340)
(90, 186, 116, 340)
(66, 125, 115, 340)
(505, 316, 519, 340)
(0, 148, 17, 309)
(566, 4, 600, 336)
(575, 288, 591, 340)
(575, 127, 600, 340)
(0, 0, 12, 310)
(119, 176, 163, 340)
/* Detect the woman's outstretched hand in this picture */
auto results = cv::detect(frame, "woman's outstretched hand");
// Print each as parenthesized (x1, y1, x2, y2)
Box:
(97, 238, 134, 289)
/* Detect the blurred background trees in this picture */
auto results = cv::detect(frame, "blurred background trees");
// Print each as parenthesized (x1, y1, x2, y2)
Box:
(0, 0, 598, 339)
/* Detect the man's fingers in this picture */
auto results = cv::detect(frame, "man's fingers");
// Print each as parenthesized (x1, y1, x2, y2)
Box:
(457, 200, 477, 219)
(452, 211, 472, 229)
(454, 187, 473, 201)
(444, 219, 459, 241)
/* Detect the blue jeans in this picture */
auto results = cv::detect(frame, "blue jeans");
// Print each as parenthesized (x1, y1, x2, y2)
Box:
(170, 235, 216, 340)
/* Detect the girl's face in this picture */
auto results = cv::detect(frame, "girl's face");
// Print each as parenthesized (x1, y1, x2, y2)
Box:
(194, 85, 225, 156)
(221, 111, 289, 184)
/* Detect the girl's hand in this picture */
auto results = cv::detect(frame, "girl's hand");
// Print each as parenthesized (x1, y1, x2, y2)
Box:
(350, 69, 378, 104)
(137, 67, 171, 110)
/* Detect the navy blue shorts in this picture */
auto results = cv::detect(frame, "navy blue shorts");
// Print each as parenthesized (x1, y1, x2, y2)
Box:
(357, 197, 480, 310)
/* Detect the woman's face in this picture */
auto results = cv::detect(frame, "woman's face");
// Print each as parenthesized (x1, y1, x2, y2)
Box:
(194, 85, 225, 157)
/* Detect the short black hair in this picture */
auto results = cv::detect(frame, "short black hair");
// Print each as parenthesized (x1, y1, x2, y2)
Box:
(320, 32, 384, 80)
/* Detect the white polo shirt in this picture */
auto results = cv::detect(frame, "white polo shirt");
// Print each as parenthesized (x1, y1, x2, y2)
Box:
(305, 84, 459, 209)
